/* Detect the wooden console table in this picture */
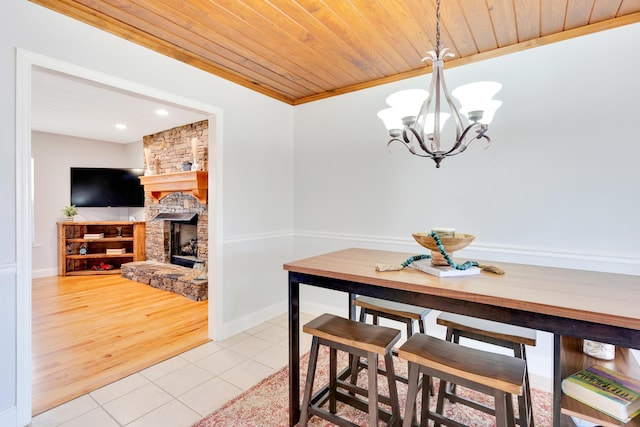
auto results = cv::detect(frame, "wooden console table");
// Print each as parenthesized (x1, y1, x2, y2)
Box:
(284, 248, 640, 427)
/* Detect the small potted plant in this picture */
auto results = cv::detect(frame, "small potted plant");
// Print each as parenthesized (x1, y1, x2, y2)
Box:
(61, 205, 78, 221)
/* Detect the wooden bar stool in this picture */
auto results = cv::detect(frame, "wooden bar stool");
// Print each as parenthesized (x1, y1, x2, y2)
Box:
(300, 313, 402, 427)
(354, 296, 431, 337)
(436, 313, 536, 427)
(399, 333, 526, 427)
(352, 296, 431, 387)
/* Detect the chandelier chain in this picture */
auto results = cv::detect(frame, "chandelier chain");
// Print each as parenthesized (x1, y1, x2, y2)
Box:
(435, 0, 441, 56)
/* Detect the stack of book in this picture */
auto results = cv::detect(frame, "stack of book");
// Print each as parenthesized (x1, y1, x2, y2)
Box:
(562, 364, 640, 423)
(409, 258, 481, 277)
(106, 248, 126, 255)
(83, 233, 104, 239)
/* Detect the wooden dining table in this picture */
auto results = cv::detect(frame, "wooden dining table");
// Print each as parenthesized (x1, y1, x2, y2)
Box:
(284, 248, 640, 427)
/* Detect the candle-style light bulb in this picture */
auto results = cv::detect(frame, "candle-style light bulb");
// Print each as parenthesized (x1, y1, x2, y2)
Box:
(144, 147, 153, 175)
(191, 137, 199, 171)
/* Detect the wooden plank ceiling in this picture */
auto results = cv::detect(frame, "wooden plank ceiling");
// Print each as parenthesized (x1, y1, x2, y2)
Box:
(31, 0, 640, 105)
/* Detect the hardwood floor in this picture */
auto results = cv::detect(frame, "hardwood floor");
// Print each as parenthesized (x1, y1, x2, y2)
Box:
(32, 274, 209, 416)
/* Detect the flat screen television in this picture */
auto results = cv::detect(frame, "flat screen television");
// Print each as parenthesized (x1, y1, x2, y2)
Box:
(70, 167, 145, 207)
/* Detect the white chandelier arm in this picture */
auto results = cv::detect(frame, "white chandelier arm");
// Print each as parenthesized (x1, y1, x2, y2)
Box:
(443, 123, 491, 156)
(438, 67, 465, 142)
(386, 137, 433, 157)
(404, 126, 436, 155)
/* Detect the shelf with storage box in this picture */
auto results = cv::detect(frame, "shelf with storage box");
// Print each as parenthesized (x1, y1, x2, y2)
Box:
(561, 336, 640, 427)
(58, 221, 146, 276)
(139, 171, 208, 203)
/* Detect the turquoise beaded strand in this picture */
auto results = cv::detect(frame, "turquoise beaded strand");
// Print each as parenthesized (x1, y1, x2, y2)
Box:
(429, 231, 479, 270)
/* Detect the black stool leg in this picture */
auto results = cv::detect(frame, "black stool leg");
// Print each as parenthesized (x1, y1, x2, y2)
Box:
(405, 318, 414, 339)
(434, 376, 447, 427)
(403, 362, 420, 427)
(494, 389, 516, 427)
(419, 373, 430, 426)
(329, 347, 337, 414)
(349, 308, 368, 389)
(367, 351, 379, 426)
(515, 343, 534, 427)
(300, 337, 320, 427)
(419, 317, 426, 333)
(384, 351, 401, 426)
(435, 327, 457, 427)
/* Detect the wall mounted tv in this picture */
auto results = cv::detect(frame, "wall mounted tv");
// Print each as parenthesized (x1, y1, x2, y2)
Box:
(70, 167, 145, 207)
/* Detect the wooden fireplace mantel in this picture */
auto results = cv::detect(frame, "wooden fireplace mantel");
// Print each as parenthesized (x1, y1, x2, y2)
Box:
(139, 171, 208, 204)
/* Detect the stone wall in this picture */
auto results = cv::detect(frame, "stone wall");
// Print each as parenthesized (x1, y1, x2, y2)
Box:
(143, 120, 208, 263)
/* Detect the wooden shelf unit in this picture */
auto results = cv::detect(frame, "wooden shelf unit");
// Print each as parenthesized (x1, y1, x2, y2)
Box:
(58, 221, 146, 276)
(561, 336, 640, 426)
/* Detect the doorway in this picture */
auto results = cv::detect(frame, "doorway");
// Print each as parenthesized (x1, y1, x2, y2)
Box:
(16, 49, 223, 422)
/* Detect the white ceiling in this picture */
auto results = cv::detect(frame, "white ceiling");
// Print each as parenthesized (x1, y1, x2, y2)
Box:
(31, 67, 208, 144)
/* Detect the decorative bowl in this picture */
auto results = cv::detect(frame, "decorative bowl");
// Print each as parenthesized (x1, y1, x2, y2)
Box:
(412, 232, 475, 265)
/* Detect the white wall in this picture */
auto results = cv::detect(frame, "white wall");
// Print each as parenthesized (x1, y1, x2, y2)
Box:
(292, 23, 640, 381)
(294, 24, 640, 268)
(2, 1, 293, 425)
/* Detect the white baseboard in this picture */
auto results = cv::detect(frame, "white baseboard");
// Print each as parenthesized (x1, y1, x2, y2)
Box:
(218, 301, 288, 340)
(529, 372, 553, 393)
(31, 268, 57, 279)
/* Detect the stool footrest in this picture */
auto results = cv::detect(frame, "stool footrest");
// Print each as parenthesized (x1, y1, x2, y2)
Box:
(444, 390, 495, 415)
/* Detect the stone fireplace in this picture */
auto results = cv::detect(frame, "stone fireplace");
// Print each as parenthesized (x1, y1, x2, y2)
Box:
(120, 120, 209, 301)
(143, 121, 208, 267)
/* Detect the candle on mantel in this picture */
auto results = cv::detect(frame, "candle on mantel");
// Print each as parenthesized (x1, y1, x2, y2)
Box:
(143, 147, 152, 175)
(191, 137, 198, 164)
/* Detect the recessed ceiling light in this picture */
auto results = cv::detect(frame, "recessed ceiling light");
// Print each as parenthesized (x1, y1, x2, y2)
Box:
(155, 109, 169, 116)
(115, 123, 127, 130)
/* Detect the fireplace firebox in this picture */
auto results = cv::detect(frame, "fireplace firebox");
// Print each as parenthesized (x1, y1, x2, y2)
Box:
(154, 213, 199, 268)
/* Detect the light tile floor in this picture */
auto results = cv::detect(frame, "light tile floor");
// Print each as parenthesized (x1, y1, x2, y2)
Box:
(31, 312, 315, 427)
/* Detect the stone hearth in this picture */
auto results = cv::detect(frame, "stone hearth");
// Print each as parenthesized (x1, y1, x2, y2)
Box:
(121, 261, 207, 301)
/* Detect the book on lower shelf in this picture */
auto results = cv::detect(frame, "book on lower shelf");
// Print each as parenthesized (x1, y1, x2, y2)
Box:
(83, 233, 104, 239)
(409, 258, 481, 277)
(561, 364, 640, 423)
(106, 248, 126, 255)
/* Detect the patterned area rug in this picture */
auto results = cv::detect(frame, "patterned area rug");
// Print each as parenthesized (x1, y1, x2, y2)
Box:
(194, 349, 552, 426)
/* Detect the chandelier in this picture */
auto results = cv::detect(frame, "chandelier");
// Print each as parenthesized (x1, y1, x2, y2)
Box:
(377, 0, 502, 168)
